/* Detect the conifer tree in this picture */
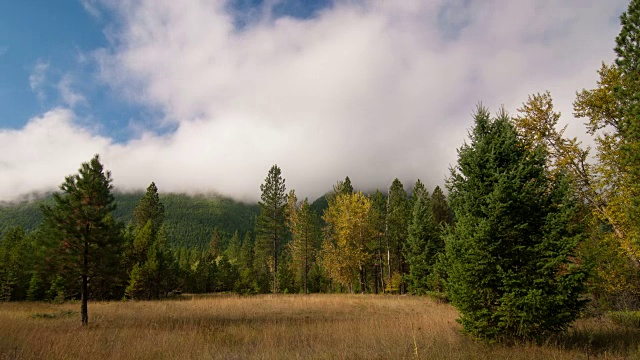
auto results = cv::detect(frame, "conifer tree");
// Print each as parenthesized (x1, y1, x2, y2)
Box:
(236, 231, 256, 293)
(255, 165, 288, 293)
(126, 183, 175, 299)
(41, 155, 122, 325)
(133, 182, 164, 233)
(445, 106, 586, 340)
(386, 178, 410, 292)
(430, 186, 452, 229)
(226, 230, 241, 264)
(404, 189, 440, 295)
(370, 190, 387, 293)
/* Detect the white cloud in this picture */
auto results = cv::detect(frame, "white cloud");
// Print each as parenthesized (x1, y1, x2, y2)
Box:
(57, 74, 86, 108)
(0, 0, 630, 202)
(79, 0, 101, 19)
(29, 60, 49, 101)
(0, 109, 112, 200)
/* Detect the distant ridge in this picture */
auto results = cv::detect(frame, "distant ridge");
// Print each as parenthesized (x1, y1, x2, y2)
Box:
(0, 192, 260, 248)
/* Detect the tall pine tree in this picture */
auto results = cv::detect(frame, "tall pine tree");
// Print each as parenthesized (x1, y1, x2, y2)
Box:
(41, 155, 122, 325)
(255, 165, 288, 293)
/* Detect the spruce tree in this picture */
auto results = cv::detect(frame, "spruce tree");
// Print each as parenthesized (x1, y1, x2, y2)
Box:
(255, 165, 288, 293)
(404, 190, 440, 295)
(41, 155, 122, 325)
(431, 186, 452, 228)
(445, 106, 587, 340)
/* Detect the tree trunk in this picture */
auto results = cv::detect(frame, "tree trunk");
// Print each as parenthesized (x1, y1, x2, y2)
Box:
(304, 241, 308, 295)
(81, 237, 89, 326)
(273, 226, 278, 293)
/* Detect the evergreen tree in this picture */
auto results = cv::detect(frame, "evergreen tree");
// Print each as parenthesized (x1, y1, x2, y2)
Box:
(208, 227, 222, 260)
(404, 190, 440, 295)
(41, 155, 122, 325)
(236, 231, 256, 293)
(226, 230, 241, 264)
(430, 186, 452, 229)
(410, 179, 428, 210)
(386, 178, 410, 292)
(255, 165, 288, 293)
(370, 190, 387, 293)
(126, 183, 175, 299)
(288, 197, 321, 294)
(445, 106, 587, 340)
(133, 182, 164, 233)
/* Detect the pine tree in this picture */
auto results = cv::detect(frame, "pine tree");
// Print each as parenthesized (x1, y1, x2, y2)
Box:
(255, 165, 288, 293)
(386, 178, 410, 292)
(370, 190, 387, 293)
(41, 155, 122, 325)
(288, 197, 321, 294)
(445, 106, 586, 340)
(133, 182, 164, 233)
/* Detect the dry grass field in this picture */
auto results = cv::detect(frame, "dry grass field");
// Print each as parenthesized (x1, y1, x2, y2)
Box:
(1, 294, 639, 360)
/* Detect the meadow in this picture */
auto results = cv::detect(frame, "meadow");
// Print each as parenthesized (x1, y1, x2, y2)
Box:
(1, 294, 639, 360)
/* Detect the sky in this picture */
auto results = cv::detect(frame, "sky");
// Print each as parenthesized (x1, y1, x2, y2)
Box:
(0, 0, 630, 203)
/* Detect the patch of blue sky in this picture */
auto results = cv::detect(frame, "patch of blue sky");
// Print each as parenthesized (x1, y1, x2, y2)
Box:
(0, 1, 170, 144)
(229, 0, 334, 30)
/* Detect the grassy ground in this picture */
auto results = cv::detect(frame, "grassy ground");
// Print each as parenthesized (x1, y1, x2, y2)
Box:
(1, 294, 639, 359)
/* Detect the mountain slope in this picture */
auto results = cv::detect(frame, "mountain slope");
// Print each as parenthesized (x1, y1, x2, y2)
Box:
(0, 193, 259, 248)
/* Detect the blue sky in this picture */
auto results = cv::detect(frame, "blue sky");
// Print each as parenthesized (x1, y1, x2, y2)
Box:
(0, 0, 629, 202)
(0, 0, 333, 141)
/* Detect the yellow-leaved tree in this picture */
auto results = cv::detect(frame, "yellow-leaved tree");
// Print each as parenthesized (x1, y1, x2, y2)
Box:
(321, 192, 374, 293)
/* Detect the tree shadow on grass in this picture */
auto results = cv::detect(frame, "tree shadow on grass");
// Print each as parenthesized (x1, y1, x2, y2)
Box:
(549, 317, 640, 357)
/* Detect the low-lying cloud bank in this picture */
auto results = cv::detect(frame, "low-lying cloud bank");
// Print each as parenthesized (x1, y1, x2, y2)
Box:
(0, 0, 628, 202)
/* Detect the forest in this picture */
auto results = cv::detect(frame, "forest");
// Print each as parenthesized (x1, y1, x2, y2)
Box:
(1, 0, 640, 348)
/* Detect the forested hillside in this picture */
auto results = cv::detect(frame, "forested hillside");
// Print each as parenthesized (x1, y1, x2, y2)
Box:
(0, 192, 259, 248)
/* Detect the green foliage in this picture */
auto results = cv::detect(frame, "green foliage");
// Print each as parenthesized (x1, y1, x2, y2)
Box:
(387, 178, 410, 292)
(133, 182, 165, 233)
(255, 165, 288, 293)
(0, 192, 259, 249)
(41, 155, 123, 324)
(445, 105, 587, 341)
(0, 226, 32, 301)
(615, 0, 640, 260)
(287, 196, 321, 294)
(609, 310, 640, 328)
(404, 191, 441, 295)
(125, 184, 177, 300)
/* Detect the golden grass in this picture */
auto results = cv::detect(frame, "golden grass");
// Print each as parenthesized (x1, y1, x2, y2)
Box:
(1, 294, 639, 359)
